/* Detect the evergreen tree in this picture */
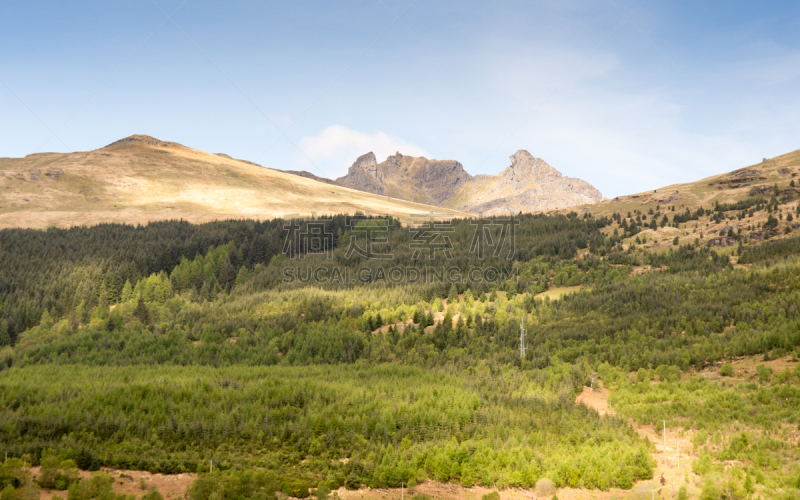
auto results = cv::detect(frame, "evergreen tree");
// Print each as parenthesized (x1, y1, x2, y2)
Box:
(0, 320, 9, 347)
(120, 280, 133, 303)
(135, 297, 150, 326)
(447, 284, 458, 303)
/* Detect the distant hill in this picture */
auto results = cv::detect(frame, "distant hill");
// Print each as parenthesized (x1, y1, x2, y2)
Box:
(332, 150, 604, 215)
(570, 148, 800, 252)
(0, 135, 469, 229)
(582, 150, 799, 216)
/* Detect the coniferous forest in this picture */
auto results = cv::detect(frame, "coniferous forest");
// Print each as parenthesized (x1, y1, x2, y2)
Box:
(2, 209, 800, 499)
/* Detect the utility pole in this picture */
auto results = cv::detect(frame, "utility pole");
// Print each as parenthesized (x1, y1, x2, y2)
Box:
(210, 459, 213, 473)
(662, 420, 667, 448)
(519, 317, 526, 359)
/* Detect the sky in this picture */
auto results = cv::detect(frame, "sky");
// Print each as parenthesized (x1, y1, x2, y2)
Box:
(1, 0, 799, 198)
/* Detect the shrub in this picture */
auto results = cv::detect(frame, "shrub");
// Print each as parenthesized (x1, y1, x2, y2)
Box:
(756, 365, 772, 384)
(315, 484, 330, 500)
(720, 363, 734, 377)
(534, 478, 556, 497)
(481, 492, 500, 500)
(281, 480, 309, 499)
(700, 478, 719, 500)
(142, 488, 164, 500)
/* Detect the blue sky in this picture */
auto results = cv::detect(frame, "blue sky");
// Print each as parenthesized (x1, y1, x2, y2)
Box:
(1, 0, 799, 198)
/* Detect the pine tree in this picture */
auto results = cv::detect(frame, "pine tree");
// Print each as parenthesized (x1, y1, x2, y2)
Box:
(447, 284, 458, 303)
(135, 297, 149, 326)
(120, 280, 133, 303)
(0, 320, 9, 347)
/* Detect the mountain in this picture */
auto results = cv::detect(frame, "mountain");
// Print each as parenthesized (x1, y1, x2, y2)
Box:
(334, 150, 603, 215)
(443, 150, 604, 215)
(335, 152, 472, 206)
(0, 135, 468, 229)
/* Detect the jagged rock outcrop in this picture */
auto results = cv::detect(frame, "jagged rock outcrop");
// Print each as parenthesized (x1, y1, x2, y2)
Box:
(334, 152, 472, 205)
(335, 152, 384, 195)
(445, 151, 604, 215)
(380, 153, 472, 205)
(331, 149, 602, 215)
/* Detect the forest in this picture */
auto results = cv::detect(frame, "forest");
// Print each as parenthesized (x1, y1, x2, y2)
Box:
(2, 201, 800, 499)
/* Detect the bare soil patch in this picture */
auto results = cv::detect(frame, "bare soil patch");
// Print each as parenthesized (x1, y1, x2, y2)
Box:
(31, 467, 197, 500)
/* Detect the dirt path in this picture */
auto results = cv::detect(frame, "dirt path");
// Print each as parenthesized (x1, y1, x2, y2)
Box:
(574, 386, 699, 499)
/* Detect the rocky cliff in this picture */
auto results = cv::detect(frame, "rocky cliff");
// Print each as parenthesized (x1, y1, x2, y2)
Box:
(443, 150, 604, 215)
(335, 152, 384, 195)
(331, 149, 602, 215)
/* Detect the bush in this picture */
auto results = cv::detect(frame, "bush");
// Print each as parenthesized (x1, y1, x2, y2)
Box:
(756, 365, 772, 384)
(281, 480, 309, 499)
(720, 363, 734, 377)
(481, 492, 500, 500)
(142, 488, 164, 500)
(534, 478, 556, 497)
(315, 484, 330, 500)
(700, 478, 720, 500)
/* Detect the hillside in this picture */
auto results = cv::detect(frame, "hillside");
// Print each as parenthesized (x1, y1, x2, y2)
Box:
(0, 135, 468, 229)
(567, 148, 800, 253)
(334, 150, 604, 215)
(3, 212, 800, 498)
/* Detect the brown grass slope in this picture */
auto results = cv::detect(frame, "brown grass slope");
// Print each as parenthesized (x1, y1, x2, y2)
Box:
(578, 149, 800, 217)
(0, 135, 469, 229)
(566, 148, 800, 253)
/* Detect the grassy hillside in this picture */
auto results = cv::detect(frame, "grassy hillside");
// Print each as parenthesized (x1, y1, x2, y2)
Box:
(0, 136, 469, 229)
(569, 148, 800, 253)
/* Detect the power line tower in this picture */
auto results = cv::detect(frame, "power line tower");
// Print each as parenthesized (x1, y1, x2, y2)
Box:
(519, 317, 527, 359)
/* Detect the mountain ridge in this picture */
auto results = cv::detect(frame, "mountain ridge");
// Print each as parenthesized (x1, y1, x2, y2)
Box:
(332, 149, 604, 215)
(0, 135, 469, 229)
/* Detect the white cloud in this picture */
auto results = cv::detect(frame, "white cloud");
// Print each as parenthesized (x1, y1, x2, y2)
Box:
(299, 125, 430, 178)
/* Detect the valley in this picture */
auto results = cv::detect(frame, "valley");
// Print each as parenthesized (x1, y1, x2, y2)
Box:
(2, 142, 800, 500)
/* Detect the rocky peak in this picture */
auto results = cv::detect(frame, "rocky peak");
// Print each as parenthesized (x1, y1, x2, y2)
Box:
(333, 148, 603, 215)
(351, 152, 382, 183)
(378, 153, 472, 205)
(505, 150, 562, 186)
(335, 152, 385, 195)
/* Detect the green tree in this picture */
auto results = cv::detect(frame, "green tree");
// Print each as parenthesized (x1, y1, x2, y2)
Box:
(120, 280, 133, 303)
(0, 321, 9, 347)
(135, 297, 150, 325)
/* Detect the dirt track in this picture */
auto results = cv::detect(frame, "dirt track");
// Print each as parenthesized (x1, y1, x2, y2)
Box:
(573, 386, 699, 499)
